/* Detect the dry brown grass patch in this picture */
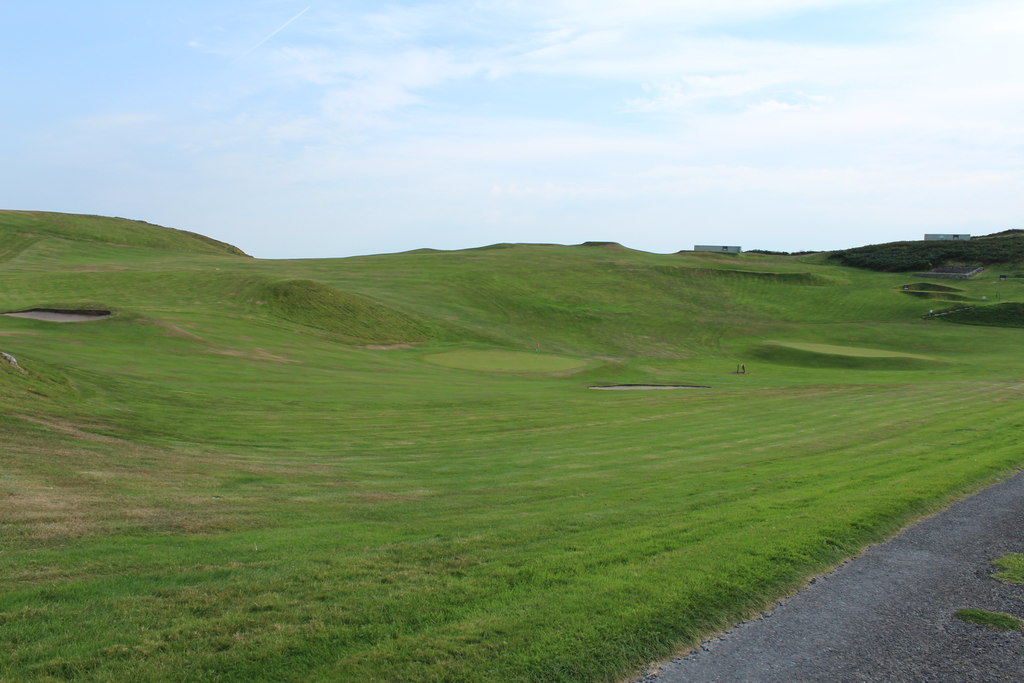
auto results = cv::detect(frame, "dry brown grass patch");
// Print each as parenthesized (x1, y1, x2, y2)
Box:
(356, 491, 418, 502)
(209, 347, 299, 363)
(15, 414, 125, 445)
(0, 481, 99, 540)
(158, 322, 205, 340)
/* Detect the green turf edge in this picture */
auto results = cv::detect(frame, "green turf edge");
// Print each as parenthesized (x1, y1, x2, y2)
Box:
(993, 554, 1024, 584)
(954, 608, 1023, 630)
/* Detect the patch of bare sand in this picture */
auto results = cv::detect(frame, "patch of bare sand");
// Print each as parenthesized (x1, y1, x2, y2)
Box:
(590, 384, 711, 390)
(4, 310, 110, 322)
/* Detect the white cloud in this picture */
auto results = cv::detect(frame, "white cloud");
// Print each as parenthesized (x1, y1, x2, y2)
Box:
(511, 0, 894, 31)
(6, 0, 1024, 258)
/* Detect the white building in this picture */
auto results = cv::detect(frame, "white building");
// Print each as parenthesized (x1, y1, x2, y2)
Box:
(924, 234, 971, 241)
(694, 245, 742, 253)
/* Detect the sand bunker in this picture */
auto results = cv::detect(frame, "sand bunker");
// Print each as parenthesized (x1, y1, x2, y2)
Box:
(590, 384, 710, 390)
(3, 309, 111, 323)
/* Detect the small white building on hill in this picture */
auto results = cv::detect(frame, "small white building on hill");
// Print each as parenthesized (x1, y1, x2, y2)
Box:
(924, 234, 971, 241)
(695, 245, 742, 253)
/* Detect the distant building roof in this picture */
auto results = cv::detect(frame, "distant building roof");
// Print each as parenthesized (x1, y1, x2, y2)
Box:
(924, 234, 971, 241)
(694, 245, 742, 253)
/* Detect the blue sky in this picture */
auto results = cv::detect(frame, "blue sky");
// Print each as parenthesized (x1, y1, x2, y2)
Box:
(1, 1, 1022, 258)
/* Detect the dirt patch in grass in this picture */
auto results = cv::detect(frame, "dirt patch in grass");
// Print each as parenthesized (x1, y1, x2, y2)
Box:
(152, 321, 205, 341)
(143, 320, 297, 363)
(0, 484, 99, 540)
(15, 415, 124, 445)
(209, 348, 299, 364)
(1, 438, 255, 542)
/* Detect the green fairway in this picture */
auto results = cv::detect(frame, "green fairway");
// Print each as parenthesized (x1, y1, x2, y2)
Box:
(3, 211, 1024, 681)
(424, 349, 590, 373)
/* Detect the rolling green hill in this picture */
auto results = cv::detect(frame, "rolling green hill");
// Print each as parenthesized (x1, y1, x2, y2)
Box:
(0, 210, 249, 263)
(938, 302, 1024, 328)
(2, 213, 1024, 681)
(828, 231, 1024, 272)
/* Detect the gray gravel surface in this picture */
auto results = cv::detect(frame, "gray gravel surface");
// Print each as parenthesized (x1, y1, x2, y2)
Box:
(638, 470, 1024, 683)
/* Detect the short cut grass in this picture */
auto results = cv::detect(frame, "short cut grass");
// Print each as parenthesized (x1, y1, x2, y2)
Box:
(993, 554, 1024, 584)
(954, 609, 1023, 631)
(3, 211, 1024, 681)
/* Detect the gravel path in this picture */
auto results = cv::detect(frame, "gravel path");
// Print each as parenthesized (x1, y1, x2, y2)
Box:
(639, 470, 1024, 682)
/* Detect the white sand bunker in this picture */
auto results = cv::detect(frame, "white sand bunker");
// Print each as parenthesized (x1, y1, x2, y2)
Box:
(590, 384, 711, 390)
(3, 309, 111, 323)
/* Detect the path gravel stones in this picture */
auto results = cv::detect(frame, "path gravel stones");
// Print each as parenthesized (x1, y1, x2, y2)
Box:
(639, 470, 1024, 682)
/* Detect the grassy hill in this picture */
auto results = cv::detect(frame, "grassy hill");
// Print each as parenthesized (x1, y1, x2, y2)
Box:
(828, 231, 1024, 272)
(2, 214, 1024, 681)
(0, 210, 249, 263)
(938, 302, 1024, 328)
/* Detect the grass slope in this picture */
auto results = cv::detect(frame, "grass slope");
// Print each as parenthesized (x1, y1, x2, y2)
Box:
(2, 214, 1024, 681)
(939, 302, 1024, 328)
(829, 232, 1024, 272)
(0, 210, 249, 259)
(255, 278, 437, 343)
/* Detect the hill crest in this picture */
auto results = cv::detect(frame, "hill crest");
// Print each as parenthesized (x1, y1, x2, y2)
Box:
(0, 210, 248, 257)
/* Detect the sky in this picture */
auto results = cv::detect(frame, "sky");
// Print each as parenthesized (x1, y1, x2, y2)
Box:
(1, 0, 1022, 259)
